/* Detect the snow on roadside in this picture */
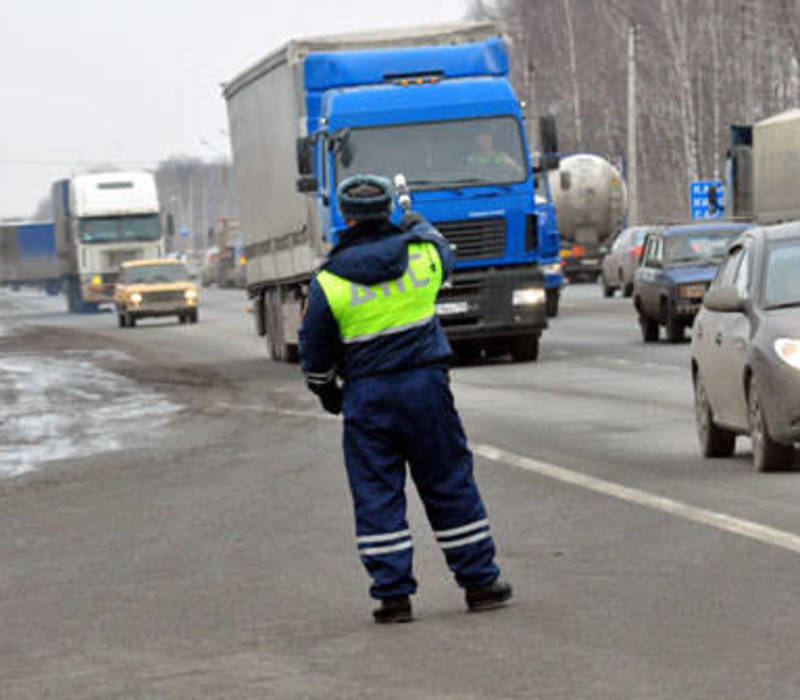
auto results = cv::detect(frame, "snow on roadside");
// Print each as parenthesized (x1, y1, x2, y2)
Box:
(0, 353, 181, 478)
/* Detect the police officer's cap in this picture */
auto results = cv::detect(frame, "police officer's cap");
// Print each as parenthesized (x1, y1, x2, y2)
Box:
(338, 174, 394, 221)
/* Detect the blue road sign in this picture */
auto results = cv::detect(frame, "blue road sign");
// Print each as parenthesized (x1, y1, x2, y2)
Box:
(690, 180, 724, 219)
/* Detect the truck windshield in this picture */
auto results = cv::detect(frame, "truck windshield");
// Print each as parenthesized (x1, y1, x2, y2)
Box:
(79, 214, 161, 244)
(335, 116, 527, 189)
(124, 264, 190, 284)
(664, 231, 741, 267)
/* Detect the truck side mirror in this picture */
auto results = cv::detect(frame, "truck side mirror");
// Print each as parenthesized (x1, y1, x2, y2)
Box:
(296, 175, 319, 193)
(538, 115, 560, 170)
(296, 137, 313, 175)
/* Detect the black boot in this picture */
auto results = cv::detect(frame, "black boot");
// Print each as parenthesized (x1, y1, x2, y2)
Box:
(373, 595, 413, 624)
(465, 579, 513, 612)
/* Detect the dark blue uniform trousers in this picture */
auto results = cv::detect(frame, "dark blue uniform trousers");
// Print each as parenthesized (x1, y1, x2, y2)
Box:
(342, 365, 500, 599)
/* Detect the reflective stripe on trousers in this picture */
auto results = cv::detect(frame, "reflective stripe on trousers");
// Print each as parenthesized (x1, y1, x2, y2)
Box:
(342, 365, 499, 599)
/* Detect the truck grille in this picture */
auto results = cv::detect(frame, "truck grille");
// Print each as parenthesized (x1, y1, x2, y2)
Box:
(437, 277, 484, 299)
(433, 218, 506, 260)
(142, 291, 184, 303)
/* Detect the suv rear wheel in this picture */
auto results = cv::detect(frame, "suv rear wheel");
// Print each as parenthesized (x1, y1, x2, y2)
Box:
(694, 373, 735, 457)
(665, 302, 684, 343)
(601, 272, 615, 298)
(639, 314, 659, 342)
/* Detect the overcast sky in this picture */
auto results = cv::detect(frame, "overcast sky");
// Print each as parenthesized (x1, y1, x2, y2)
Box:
(1, 0, 468, 217)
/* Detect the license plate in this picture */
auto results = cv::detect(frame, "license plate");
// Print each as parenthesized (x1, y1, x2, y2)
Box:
(436, 302, 469, 316)
(580, 258, 598, 266)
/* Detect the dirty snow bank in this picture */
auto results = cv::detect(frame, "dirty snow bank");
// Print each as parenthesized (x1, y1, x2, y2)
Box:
(0, 353, 181, 478)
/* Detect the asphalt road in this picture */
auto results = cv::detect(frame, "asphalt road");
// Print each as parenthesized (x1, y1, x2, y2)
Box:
(1, 283, 799, 699)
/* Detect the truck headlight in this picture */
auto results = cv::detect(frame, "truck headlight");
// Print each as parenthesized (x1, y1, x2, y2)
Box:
(185, 289, 198, 303)
(129, 292, 142, 304)
(512, 288, 545, 306)
(774, 338, 800, 369)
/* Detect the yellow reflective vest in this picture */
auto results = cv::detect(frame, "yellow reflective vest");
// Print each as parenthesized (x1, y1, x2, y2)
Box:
(316, 241, 443, 344)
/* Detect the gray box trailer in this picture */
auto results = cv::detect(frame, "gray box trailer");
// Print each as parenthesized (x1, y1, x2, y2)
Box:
(752, 109, 800, 225)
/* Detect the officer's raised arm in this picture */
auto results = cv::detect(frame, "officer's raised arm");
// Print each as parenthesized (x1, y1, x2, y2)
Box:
(400, 211, 455, 280)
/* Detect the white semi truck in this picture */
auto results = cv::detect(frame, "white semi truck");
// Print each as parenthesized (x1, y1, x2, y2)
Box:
(53, 172, 164, 312)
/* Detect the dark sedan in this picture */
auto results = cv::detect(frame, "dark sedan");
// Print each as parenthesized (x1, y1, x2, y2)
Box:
(633, 222, 751, 342)
(692, 223, 800, 471)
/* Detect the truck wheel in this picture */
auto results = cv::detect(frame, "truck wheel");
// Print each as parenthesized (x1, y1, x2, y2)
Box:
(264, 288, 285, 361)
(665, 304, 684, 343)
(118, 313, 127, 328)
(694, 373, 735, 457)
(509, 335, 540, 362)
(453, 341, 481, 364)
(179, 315, 187, 324)
(190, 310, 199, 324)
(749, 377, 794, 472)
(45, 280, 61, 296)
(67, 279, 81, 312)
(126, 312, 136, 328)
(639, 315, 659, 342)
(545, 289, 560, 318)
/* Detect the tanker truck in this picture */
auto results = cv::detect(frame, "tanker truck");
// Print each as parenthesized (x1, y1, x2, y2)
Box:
(548, 153, 628, 282)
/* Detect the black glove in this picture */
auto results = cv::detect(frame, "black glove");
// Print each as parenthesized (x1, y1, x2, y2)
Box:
(401, 210, 425, 231)
(317, 381, 343, 415)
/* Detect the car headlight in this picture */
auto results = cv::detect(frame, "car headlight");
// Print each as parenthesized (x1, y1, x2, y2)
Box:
(129, 292, 142, 304)
(678, 283, 707, 299)
(512, 288, 545, 306)
(542, 263, 562, 275)
(185, 288, 198, 300)
(774, 338, 800, 369)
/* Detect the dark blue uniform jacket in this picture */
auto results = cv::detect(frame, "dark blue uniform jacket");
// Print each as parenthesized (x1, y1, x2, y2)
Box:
(299, 219, 455, 394)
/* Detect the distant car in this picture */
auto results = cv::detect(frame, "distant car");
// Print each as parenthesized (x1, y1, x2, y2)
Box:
(114, 259, 199, 328)
(692, 223, 800, 471)
(200, 246, 220, 287)
(633, 221, 751, 342)
(600, 225, 659, 298)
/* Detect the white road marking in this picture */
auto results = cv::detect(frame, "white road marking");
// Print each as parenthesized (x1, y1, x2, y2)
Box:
(215, 402, 340, 421)
(473, 443, 800, 556)
(232, 404, 800, 556)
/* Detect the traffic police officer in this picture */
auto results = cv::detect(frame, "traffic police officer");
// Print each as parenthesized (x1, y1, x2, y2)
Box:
(299, 174, 512, 623)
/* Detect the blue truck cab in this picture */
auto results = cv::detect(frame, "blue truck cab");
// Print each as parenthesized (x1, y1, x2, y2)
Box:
(298, 36, 556, 359)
